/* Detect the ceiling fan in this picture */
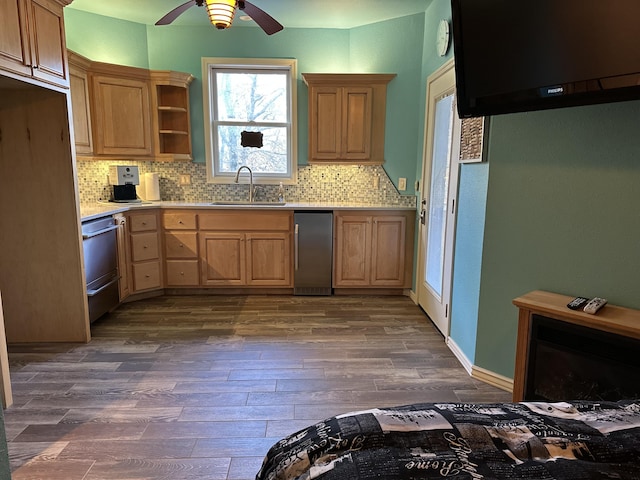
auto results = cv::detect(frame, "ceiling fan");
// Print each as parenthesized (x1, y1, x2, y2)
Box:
(156, 0, 284, 35)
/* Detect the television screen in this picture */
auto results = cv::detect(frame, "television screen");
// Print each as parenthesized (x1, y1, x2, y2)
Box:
(451, 0, 640, 118)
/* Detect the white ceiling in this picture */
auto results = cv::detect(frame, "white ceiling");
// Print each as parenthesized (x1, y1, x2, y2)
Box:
(67, 0, 433, 29)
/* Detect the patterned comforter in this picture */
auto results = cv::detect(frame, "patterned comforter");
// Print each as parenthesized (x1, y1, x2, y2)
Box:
(256, 400, 640, 480)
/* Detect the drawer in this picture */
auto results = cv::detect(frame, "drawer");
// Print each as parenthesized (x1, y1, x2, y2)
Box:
(130, 232, 160, 262)
(163, 212, 197, 230)
(199, 211, 291, 231)
(165, 260, 199, 286)
(129, 213, 158, 232)
(164, 232, 198, 258)
(132, 261, 162, 291)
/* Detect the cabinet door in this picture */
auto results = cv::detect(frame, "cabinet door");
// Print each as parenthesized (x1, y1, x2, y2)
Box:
(200, 232, 246, 286)
(342, 87, 372, 160)
(27, 0, 67, 88)
(246, 232, 291, 286)
(69, 64, 93, 154)
(333, 215, 372, 286)
(0, 0, 31, 77)
(92, 75, 152, 156)
(309, 86, 342, 160)
(370, 215, 406, 286)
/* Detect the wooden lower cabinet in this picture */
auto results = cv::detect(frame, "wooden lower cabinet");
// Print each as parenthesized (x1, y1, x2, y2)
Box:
(127, 211, 162, 293)
(163, 211, 199, 287)
(198, 211, 293, 288)
(334, 211, 414, 288)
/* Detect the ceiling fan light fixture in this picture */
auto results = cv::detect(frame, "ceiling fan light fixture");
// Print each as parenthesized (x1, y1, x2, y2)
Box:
(205, 0, 237, 29)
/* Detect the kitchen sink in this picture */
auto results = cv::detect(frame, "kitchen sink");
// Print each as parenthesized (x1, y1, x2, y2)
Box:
(210, 201, 286, 206)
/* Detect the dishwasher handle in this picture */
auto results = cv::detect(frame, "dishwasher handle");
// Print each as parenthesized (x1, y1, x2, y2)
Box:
(86, 275, 120, 297)
(294, 223, 299, 271)
(82, 224, 119, 240)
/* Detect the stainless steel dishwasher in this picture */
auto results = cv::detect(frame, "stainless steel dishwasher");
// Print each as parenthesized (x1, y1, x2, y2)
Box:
(294, 211, 333, 295)
(82, 216, 120, 322)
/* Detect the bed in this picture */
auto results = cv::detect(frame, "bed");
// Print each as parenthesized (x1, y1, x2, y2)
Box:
(256, 399, 640, 480)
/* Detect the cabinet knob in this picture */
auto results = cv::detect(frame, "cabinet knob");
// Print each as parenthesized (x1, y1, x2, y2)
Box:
(143, 245, 148, 249)
(145, 274, 150, 278)
(180, 272, 184, 276)
(179, 244, 184, 247)
(179, 220, 184, 224)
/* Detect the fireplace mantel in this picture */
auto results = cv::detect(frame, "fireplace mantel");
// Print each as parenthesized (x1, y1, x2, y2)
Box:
(512, 290, 640, 402)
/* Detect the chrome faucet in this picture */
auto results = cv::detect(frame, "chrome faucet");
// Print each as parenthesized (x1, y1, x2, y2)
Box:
(234, 166, 254, 202)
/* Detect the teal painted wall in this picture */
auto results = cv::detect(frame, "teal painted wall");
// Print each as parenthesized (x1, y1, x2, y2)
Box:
(476, 100, 640, 378)
(63, 9, 149, 67)
(350, 15, 425, 195)
(449, 162, 488, 360)
(144, 25, 350, 165)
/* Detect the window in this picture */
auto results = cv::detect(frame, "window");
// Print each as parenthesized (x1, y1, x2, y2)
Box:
(202, 58, 297, 184)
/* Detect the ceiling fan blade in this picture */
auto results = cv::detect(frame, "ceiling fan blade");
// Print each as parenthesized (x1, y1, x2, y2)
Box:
(155, 0, 197, 25)
(241, 1, 284, 35)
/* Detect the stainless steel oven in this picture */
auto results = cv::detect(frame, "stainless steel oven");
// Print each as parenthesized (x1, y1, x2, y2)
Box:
(82, 216, 120, 323)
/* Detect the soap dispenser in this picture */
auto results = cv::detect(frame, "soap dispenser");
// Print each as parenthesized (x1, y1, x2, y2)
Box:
(277, 182, 285, 202)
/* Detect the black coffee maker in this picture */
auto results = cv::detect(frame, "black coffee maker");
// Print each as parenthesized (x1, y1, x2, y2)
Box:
(109, 165, 140, 203)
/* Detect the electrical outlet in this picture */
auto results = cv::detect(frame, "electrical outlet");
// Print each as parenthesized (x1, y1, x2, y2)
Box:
(398, 177, 407, 191)
(373, 176, 380, 189)
(179, 174, 191, 186)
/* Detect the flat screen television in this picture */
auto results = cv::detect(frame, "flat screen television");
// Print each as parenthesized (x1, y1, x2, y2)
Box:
(451, 0, 640, 118)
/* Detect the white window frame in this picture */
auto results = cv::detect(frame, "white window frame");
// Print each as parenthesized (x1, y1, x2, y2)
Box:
(202, 57, 298, 184)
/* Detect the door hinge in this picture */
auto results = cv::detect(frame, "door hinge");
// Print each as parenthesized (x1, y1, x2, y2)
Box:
(445, 303, 449, 317)
(451, 198, 456, 215)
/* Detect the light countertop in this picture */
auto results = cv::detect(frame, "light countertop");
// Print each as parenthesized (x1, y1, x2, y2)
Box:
(80, 200, 417, 222)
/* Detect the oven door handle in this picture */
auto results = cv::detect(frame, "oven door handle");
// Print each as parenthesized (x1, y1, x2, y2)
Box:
(86, 275, 120, 297)
(82, 224, 119, 240)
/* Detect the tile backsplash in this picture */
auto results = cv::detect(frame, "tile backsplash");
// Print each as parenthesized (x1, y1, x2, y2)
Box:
(77, 160, 416, 207)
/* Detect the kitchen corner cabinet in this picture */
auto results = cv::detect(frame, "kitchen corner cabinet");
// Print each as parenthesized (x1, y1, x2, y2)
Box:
(151, 71, 194, 161)
(334, 211, 414, 288)
(199, 211, 292, 287)
(0, 0, 70, 89)
(302, 73, 395, 165)
(90, 63, 153, 157)
(127, 211, 163, 293)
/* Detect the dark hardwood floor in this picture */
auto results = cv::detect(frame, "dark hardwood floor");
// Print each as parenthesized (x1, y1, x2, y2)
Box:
(4, 295, 511, 479)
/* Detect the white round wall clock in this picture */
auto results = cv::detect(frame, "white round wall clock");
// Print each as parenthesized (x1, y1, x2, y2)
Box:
(436, 19, 450, 57)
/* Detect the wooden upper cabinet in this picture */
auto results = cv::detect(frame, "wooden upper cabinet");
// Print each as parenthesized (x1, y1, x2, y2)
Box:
(67, 53, 193, 160)
(0, 0, 69, 89)
(303, 73, 395, 165)
(151, 71, 194, 161)
(90, 64, 153, 157)
(68, 51, 93, 155)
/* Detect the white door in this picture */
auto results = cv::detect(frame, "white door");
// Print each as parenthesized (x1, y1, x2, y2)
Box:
(417, 59, 461, 336)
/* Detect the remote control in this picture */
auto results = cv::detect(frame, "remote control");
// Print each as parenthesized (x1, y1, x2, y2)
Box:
(567, 297, 590, 310)
(583, 297, 607, 314)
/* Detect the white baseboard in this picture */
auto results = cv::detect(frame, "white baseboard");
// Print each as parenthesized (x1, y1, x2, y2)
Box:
(471, 365, 514, 393)
(446, 337, 473, 375)
(447, 337, 514, 394)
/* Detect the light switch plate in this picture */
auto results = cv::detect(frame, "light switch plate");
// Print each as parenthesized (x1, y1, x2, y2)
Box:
(398, 177, 407, 191)
(179, 174, 191, 186)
